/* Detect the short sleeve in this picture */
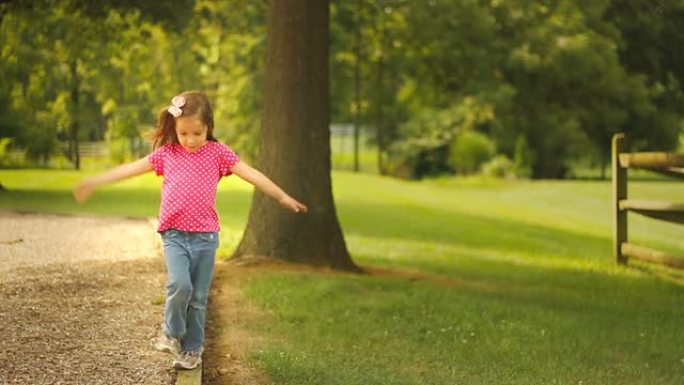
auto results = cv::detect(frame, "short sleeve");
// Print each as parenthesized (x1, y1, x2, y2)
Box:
(148, 146, 167, 176)
(218, 144, 240, 177)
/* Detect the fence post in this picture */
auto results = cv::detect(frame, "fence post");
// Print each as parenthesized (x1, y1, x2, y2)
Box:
(612, 133, 627, 264)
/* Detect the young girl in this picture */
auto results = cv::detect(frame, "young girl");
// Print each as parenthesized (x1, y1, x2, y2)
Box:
(73, 90, 307, 370)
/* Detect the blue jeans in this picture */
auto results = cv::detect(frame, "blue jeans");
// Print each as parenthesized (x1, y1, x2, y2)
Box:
(160, 229, 218, 352)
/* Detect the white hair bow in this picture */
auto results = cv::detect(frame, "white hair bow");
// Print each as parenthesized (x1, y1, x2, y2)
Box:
(167, 95, 186, 118)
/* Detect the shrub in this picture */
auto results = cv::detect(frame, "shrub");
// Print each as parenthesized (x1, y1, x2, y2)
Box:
(385, 138, 452, 180)
(0, 138, 13, 167)
(481, 154, 516, 178)
(449, 131, 495, 175)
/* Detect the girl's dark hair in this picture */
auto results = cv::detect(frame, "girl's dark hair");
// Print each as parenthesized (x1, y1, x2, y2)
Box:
(150, 90, 218, 149)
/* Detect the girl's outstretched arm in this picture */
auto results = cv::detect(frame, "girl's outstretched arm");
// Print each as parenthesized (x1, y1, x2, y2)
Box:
(73, 157, 153, 203)
(230, 161, 308, 213)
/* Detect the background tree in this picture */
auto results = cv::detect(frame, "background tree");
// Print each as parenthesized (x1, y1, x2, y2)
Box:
(1, 0, 682, 179)
(232, 0, 358, 270)
(189, 0, 267, 161)
(330, 0, 371, 172)
(604, 0, 683, 154)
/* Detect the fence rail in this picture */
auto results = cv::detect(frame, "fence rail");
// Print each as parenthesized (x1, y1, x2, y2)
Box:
(612, 133, 684, 269)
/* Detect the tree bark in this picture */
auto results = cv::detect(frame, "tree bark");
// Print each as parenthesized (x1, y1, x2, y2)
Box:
(232, 0, 358, 271)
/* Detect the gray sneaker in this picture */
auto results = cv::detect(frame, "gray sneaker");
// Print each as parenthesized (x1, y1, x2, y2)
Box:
(155, 333, 180, 354)
(173, 350, 202, 370)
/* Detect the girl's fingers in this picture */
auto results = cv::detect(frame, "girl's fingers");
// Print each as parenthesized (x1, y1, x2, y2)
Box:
(279, 196, 308, 213)
(287, 199, 308, 213)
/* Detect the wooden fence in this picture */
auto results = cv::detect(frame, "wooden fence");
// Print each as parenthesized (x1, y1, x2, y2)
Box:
(612, 133, 684, 269)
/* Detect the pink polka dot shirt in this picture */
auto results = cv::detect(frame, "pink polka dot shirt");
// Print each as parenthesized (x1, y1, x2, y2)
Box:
(148, 141, 240, 233)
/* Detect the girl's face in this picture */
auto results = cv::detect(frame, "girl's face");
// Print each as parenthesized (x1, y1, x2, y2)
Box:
(175, 116, 208, 152)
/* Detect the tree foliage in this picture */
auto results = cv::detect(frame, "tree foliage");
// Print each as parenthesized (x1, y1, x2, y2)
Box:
(0, 0, 682, 177)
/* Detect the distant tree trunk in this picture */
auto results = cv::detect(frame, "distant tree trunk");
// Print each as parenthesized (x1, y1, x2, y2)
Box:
(375, 24, 389, 175)
(375, 35, 385, 175)
(69, 59, 80, 170)
(353, 0, 362, 172)
(232, 0, 358, 271)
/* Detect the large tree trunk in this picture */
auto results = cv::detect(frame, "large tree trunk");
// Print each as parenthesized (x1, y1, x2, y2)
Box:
(232, 0, 358, 271)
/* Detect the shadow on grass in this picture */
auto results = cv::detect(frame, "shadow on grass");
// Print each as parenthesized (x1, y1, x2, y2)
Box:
(363, 251, 684, 313)
(0, 189, 160, 217)
(337, 199, 611, 263)
(0, 188, 252, 221)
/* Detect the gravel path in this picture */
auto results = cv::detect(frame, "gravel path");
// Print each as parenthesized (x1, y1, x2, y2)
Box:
(0, 212, 175, 385)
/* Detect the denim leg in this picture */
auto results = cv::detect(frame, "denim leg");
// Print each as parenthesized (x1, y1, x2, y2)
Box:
(182, 232, 218, 352)
(161, 230, 193, 340)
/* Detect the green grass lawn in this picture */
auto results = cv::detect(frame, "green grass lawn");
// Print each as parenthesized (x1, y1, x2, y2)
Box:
(1, 169, 684, 384)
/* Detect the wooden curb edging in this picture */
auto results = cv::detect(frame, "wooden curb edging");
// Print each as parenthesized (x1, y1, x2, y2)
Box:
(176, 364, 202, 385)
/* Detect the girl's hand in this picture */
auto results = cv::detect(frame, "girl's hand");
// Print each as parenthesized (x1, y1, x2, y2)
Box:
(71, 157, 152, 204)
(73, 181, 95, 204)
(279, 195, 308, 213)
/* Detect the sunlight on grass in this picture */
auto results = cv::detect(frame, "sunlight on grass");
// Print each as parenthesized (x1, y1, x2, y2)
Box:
(244, 267, 684, 384)
(2, 169, 684, 384)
